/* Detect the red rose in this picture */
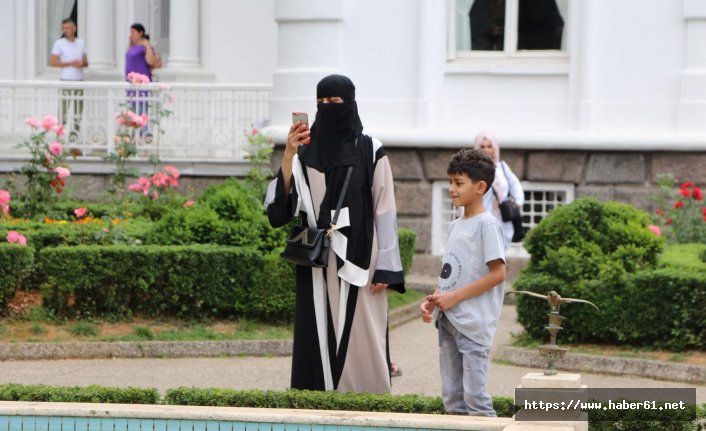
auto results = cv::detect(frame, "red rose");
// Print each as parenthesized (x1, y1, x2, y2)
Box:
(655, 208, 665, 217)
(674, 201, 684, 209)
(666, 218, 672, 225)
(702, 208, 706, 216)
(680, 189, 691, 197)
(693, 187, 703, 201)
(681, 181, 695, 189)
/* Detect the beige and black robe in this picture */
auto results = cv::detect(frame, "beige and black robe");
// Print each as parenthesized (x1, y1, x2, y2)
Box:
(266, 135, 405, 393)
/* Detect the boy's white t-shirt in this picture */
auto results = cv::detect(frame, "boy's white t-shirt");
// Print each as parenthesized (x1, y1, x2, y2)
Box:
(437, 211, 506, 347)
(51, 37, 86, 81)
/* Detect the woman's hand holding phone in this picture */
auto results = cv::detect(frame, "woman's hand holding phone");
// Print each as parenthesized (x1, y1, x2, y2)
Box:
(285, 112, 310, 158)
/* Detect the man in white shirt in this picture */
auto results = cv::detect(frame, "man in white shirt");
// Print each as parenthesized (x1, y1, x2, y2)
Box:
(50, 18, 88, 141)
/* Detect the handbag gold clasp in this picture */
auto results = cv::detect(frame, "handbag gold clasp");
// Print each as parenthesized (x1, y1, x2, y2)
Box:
(326, 225, 335, 238)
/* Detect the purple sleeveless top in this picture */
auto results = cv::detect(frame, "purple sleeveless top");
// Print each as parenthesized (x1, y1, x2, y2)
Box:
(125, 45, 152, 81)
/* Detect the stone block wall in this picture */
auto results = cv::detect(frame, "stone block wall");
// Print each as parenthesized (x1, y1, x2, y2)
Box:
(4, 149, 702, 258)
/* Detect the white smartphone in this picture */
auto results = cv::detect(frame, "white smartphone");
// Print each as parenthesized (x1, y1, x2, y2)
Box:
(292, 112, 308, 127)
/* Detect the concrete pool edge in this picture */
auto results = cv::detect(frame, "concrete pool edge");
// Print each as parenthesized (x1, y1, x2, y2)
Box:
(0, 401, 513, 430)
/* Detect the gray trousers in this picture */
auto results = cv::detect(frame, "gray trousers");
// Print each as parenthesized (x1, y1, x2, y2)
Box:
(438, 313, 496, 416)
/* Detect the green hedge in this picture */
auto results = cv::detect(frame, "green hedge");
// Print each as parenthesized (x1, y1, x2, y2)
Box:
(1, 383, 704, 430)
(0, 219, 152, 249)
(0, 243, 34, 310)
(398, 228, 416, 276)
(40, 245, 295, 320)
(516, 197, 665, 345)
(659, 243, 706, 273)
(620, 268, 706, 350)
(164, 387, 515, 417)
(0, 384, 159, 404)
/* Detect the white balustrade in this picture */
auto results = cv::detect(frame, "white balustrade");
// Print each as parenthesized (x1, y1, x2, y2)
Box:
(0, 80, 271, 161)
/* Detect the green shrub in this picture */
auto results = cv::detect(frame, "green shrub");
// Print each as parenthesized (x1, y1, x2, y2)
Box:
(164, 387, 515, 417)
(659, 243, 706, 273)
(0, 384, 159, 404)
(148, 179, 286, 253)
(0, 243, 34, 310)
(0, 219, 152, 249)
(398, 228, 416, 276)
(516, 197, 665, 345)
(40, 245, 295, 320)
(621, 268, 706, 350)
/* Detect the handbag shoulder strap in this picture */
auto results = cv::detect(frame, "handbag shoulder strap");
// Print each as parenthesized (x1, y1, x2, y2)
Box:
(499, 161, 512, 200)
(331, 166, 353, 226)
(330, 137, 358, 227)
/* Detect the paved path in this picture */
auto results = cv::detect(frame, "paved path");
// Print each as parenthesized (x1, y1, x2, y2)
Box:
(2, 306, 704, 403)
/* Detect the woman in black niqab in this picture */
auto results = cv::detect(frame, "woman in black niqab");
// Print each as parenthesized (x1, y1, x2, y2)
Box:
(265, 74, 405, 393)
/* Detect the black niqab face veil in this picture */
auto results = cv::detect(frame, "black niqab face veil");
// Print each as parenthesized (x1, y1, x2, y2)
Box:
(298, 75, 363, 172)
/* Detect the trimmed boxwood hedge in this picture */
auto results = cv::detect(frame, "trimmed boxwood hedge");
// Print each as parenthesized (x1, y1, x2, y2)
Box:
(164, 387, 515, 417)
(40, 245, 295, 320)
(1, 384, 704, 430)
(0, 243, 34, 311)
(0, 384, 159, 404)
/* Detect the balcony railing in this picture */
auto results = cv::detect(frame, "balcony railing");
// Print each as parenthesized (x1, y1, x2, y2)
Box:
(0, 80, 271, 161)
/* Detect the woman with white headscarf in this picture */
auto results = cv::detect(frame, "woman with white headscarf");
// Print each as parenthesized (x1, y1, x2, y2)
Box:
(474, 131, 525, 247)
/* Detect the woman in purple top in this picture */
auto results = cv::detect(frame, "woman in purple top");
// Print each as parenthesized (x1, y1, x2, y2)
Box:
(125, 23, 155, 81)
(125, 23, 156, 135)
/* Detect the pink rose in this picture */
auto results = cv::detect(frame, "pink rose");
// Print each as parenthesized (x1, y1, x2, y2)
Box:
(55, 167, 71, 179)
(1, 205, 9, 215)
(251, 128, 258, 135)
(52, 124, 65, 137)
(184, 200, 195, 207)
(74, 207, 88, 218)
(127, 72, 150, 84)
(128, 177, 152, 195)
(152, 191, 159, 200)
(151, 172, 170, 188)
(41, 115, 59, 131)
(18, 234, 27, 246)
(0, 189, 10, 206)
(103, 227, 110, 233)
(164, 165, 180, 179)
(116, 116, 126, 126)
(49, 141, 63, 157)
(25, 117, 40, 128)
(647, 224, 661, 236)
(7, 230, 21, 243)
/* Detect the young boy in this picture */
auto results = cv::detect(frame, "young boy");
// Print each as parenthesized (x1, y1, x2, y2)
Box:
(420, 148, 506, 416)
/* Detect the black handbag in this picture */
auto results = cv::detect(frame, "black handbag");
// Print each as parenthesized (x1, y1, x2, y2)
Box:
(280, 166, 354, 268)
(497, 197, 521, 222)
(493, 162, 523, 223)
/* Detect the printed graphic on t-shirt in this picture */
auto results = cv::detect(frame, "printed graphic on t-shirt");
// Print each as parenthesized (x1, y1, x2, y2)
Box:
(438, 234, 479, 292)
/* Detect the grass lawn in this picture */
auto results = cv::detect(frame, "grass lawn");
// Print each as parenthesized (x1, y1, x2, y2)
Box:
(511, 332, 706, 366)
(0, 288, 426, 343)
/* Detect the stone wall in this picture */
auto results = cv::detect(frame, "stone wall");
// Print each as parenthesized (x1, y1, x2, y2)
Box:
(5, 148, 702, 256)
(381, 149, 703, 254)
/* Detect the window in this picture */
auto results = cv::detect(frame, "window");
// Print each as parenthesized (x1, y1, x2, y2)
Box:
(451, 0, 569, 58)
(520, 182, 574, 229)
(46, 0, 78, 63)
(431, 180, 574, 255)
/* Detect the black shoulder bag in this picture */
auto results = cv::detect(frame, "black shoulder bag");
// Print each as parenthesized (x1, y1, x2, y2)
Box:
(280, 165, 354, 268)
(492, 162, 522, 223)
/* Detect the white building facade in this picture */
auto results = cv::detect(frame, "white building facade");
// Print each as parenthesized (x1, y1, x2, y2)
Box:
(1, 0, 706, 254)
